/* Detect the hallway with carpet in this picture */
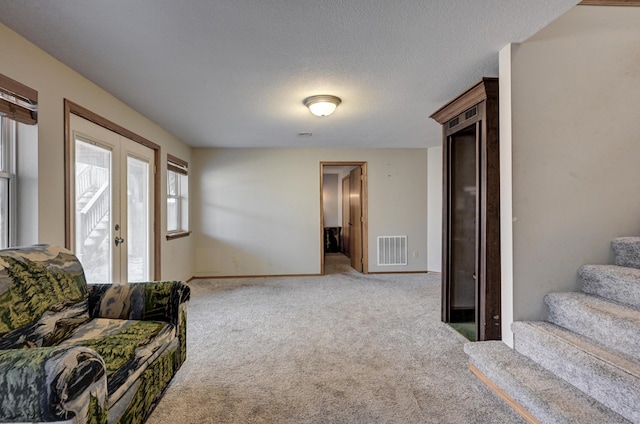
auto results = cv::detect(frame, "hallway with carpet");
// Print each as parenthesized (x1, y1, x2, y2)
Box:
(323, 252, 356, 275)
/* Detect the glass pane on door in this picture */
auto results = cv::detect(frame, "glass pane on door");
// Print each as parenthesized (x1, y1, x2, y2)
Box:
(449, 124, 477, 327)
(127, 156, 149, 282)
(75, 139, 112, 283)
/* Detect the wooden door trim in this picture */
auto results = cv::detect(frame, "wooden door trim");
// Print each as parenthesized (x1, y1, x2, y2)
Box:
(64, 99, 162, 280)
(349, 166, 363, 272)
(320, 162, 368, 275)
(442, 134, 451, 323)
(579, 0, 640, 6)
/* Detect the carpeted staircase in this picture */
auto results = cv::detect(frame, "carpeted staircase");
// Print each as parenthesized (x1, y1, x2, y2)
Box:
(465, 237, 640, 424)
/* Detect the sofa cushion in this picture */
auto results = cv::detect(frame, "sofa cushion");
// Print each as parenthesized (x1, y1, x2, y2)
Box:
(0, 245, 90, 349)
(57, 318, 177, 403)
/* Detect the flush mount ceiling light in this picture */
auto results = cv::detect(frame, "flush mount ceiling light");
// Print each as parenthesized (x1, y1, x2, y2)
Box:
(303, 95, 341, 117)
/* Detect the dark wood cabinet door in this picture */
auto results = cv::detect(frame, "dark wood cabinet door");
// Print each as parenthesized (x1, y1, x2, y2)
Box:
(431, 78, 501, 341)
(449, 124, 478, 321)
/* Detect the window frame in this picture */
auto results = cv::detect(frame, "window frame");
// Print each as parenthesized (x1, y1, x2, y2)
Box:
(0, 117, 16, 248)
(0, 73, 38, 249)
(166, 154, 190, 240)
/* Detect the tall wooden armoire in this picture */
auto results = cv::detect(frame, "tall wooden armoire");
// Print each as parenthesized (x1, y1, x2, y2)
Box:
(430, 77, 501, 341)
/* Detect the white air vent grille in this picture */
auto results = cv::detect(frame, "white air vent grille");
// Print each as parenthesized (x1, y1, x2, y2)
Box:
(377, 236, 407, 266)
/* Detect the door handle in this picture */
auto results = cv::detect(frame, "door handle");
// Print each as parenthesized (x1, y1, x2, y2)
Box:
(472, 273, 477, 280)
(115, 236, 125, 246)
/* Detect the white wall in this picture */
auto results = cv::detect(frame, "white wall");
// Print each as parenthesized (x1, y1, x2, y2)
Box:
(0, 23, 193, 281)
(322, 166, 357, 228)
(500, 6, 640, 344)
(499, 45, 515, 345)
(426, 146, 442, 273)
(192, 148, 428, 276)
(322, 173, 340, 227)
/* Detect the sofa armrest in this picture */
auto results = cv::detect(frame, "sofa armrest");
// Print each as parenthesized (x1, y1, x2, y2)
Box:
(0, 346, 108, 424)
(87, 281, 190, 326)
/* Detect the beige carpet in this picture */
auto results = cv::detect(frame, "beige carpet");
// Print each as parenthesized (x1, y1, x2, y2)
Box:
(146, 254, 523, 423)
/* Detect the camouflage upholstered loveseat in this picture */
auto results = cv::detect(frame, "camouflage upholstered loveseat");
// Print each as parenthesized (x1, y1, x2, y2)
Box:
(0, 245, 190, 424)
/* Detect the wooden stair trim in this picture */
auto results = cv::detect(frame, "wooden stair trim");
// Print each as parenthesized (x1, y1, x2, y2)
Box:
(579, 0, 640, 6)
(468, 364, 542, 424)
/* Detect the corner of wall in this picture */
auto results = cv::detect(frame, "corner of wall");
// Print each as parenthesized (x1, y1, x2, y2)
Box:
(426, 146, 442, 273)
(499, 43, 516, 347)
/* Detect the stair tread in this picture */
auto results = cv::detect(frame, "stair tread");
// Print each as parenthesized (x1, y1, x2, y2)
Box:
(612, 237, 640, 269)
(465, 341, 629, 424)
(515, 321, 640, 376)
(547, 291, 640, 317)
(612, 237, 640, 242)
(513, 321, 640, 422)
(580, 264, 640, 282)
(546, 292, 640, 361)
(580, 264, 640, 308)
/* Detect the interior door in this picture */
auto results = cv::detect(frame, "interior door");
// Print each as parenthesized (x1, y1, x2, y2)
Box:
(341, 175, 350, 257)
(71, 114, 154, 283)
(349, 166, 363, 272)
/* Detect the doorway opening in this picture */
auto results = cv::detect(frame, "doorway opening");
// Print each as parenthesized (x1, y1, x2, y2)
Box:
(320, 162, 368, 275)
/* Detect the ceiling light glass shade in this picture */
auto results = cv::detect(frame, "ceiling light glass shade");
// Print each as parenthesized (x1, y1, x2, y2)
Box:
(304, 95, 341, 117)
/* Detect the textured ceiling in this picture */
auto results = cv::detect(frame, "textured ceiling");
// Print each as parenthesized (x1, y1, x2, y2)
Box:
(0, 1, 579, 148)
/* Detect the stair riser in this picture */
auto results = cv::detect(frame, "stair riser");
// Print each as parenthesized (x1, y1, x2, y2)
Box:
(579, 265, 640, 310)
(514, 323, 640, 423)
(612, 238, 640, 270)
(546, 294, 640, 362)
(465, 342, 629, 424)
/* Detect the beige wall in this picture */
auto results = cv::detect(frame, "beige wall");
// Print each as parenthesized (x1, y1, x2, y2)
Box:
(322, 173, 340, 227)
(192, 148, 428, 276)
(426, 146, 442, 273)
(500, 6, 640, 344)
(0, 23, 193, 281)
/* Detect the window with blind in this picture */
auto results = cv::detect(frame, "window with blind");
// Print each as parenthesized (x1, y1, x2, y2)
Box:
(0, 74, 38, 249)
(166, 154, 190, 239)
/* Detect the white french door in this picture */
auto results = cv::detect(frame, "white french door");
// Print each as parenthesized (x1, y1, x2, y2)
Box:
(70, 114, 154, 283)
